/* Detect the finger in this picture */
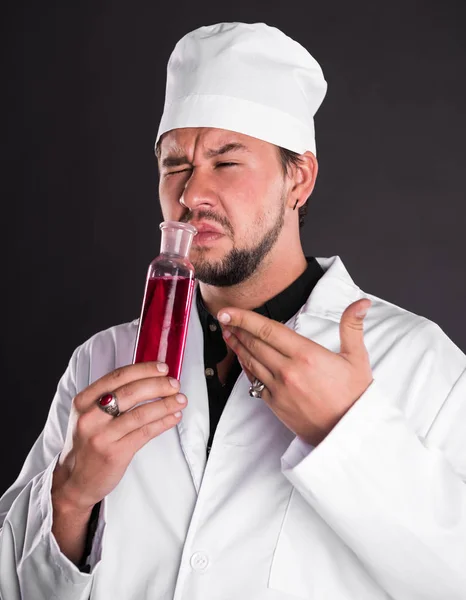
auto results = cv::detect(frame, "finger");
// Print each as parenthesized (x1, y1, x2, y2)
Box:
(107, 392, 187, 442)
(223, 325, 284, 374)
(238, 359, 254, 383)
(116, 396, 187, 453)
(339, 299, 371, 358)
(223, 327, 275, 387)
(218, 308, 308, 357)
(104, 375, 179, 414)
(75, 361, 170, 412)
(118, 412, 183, 456)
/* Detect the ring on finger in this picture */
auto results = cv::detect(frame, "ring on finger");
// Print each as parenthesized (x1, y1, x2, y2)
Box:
(96, 392, 121, 417)
(249, 378, 266, 399)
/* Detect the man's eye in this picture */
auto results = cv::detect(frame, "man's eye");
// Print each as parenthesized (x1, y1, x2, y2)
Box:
(216, 162, 237, 168)
(165, 168, 191, 177)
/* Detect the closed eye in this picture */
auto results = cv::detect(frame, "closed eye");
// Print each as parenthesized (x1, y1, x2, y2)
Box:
(165, 163, 237, 176)
(165, 168, 192, 177)
(215, 162, 237, 168)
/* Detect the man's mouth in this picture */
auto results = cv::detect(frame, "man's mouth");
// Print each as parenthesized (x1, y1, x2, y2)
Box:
(190, 221, 226, 246)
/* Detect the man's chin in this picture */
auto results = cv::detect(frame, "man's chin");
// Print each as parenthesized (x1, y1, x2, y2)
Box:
(191, 257, 224, 280)
(190, 246, 225, 268)
(190, 253, 239, 287)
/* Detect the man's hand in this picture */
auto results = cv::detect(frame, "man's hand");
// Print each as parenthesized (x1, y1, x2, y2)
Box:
(53, 362, 187, 512)
(51, 362, 187, 564)
(218, 299, 373, 446)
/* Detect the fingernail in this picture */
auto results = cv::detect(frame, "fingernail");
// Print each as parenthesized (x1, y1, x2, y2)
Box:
(169, 377, 179, 388)
(223, 328, 231, 339)
(356, 308, 368, 318)
(176, 394, 186, 404)
(174, 411, 182, 418)
(218, 312, 231, 324)
(156, 363, 168, 373)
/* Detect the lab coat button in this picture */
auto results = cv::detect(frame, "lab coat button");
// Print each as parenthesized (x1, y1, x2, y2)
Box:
(190, 551, 209, 571)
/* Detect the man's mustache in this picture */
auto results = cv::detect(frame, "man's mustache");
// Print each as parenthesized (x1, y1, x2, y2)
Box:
(180, 209, 234, 237)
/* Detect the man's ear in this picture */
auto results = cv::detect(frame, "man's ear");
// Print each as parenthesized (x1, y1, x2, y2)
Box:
(288, 151, 318, 210)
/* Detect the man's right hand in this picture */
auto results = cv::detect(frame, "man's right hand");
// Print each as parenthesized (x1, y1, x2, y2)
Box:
(52, 361, 186, 513)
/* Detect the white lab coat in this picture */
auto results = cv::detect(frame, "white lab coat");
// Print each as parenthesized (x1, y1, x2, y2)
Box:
(1, 255, 465, 600)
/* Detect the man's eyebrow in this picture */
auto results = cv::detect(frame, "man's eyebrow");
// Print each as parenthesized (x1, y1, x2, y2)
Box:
(205, 142, 251, 158)
(161, 155, 190, 168)
(161, 142, 250, 169)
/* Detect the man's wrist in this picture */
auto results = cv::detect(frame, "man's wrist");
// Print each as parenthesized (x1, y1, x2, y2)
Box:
(52, 493, 94, 520)
(51, 466, 95, 515)
(51, 491, 95, 566)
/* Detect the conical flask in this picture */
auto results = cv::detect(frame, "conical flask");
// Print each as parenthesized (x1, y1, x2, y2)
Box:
(132, 221, 197, 380)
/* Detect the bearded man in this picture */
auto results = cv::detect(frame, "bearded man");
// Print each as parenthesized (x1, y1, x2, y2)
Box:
(1, 22, 465, 600)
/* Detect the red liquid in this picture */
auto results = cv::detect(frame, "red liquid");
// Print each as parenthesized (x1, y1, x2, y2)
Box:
(133, 276, 195, 380)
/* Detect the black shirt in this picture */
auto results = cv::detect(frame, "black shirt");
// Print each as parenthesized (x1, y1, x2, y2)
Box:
(196, 257, 324, 455)
(79, 256, 324, 572)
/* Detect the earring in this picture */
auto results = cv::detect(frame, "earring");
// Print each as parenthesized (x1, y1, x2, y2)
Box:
(293, 199, 299, 210)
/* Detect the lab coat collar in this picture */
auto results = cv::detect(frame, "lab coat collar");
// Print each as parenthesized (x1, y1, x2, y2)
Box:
(298, 255, 365, 324)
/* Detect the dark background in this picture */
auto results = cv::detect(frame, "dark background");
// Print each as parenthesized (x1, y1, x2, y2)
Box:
(2, 1, 465, 492)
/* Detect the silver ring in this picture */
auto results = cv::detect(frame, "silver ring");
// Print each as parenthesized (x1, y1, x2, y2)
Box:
(96, 392, 121, 417)
(249, 377, 266, 398)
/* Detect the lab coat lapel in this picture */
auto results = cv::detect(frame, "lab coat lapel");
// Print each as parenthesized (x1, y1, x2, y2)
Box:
(177, 289, 210, 492)
(175, 257, 362, 490)
(217, 368, 297, 451)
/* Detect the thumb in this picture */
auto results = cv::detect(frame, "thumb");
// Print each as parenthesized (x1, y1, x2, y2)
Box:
(339, 299, 372, 358)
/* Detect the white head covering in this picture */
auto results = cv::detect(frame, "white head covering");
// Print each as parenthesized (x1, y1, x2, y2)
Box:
(155, 22, 327, 155)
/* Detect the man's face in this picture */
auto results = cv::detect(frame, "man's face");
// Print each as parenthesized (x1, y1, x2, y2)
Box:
(158, 127, 290, 287)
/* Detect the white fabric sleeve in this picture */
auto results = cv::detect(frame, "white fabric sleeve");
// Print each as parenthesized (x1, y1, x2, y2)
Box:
(281, 374, 466, 600)
(0, 346, 106, 600)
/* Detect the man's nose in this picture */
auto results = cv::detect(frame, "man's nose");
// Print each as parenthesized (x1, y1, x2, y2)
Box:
(179, 169, 218, 211)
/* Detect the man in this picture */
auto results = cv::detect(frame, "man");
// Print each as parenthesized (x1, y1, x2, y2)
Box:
(1, 21, 465, 600)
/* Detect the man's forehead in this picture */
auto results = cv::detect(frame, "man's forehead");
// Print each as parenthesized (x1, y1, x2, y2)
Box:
(159, 127, 255, 156)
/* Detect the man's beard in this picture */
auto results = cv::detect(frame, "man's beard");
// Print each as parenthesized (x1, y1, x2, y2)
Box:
(184, 203, 285, 287)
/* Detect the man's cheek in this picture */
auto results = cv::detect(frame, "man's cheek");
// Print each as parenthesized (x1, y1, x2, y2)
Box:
(159, 190, 182, 218)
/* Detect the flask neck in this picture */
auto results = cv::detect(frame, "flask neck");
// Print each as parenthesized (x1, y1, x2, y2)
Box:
(159, 222, 196, 258)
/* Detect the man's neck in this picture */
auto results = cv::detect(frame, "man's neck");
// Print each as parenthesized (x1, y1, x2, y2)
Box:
(198, 250, 308, 318)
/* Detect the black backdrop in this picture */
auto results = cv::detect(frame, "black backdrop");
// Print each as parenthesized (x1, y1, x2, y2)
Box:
(2, 1, 465, 492)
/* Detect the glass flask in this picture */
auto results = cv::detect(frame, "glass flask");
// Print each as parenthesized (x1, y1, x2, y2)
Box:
(132, 221, 197, 380)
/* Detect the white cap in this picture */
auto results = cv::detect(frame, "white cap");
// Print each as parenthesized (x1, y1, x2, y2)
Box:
(155, 22, 327, 155)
